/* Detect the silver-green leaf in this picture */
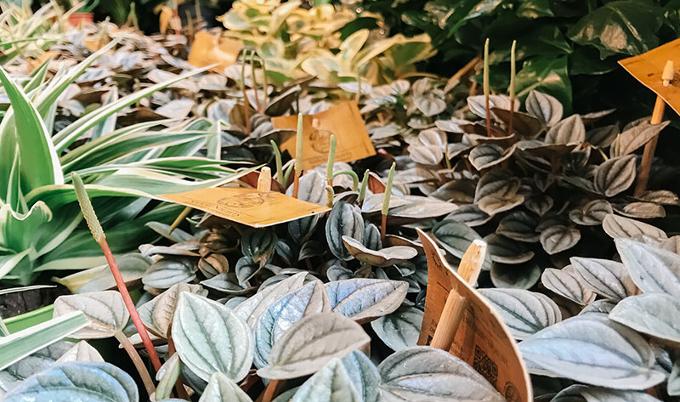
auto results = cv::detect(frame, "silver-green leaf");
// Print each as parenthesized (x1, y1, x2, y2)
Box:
(254, 280, 330, 368)
(370, 305, 423, 351)
(172, 293, 253, 382)
(378, 346, 504, 402)
(199, 372, 253, 402)
(541, 267, 595, 305)
(519, 315, 665, 390)
(257, 313, 370, 379)
(593, 155, 636, 197)
(290, 358, 359, 402)
(5, 362, 138, 402)
(570, 257, 636, 301)
(53, 291, 129, 339)
(616, 238, 680, 297)
(325, 279, 408, 323)
(609, 293, 680, 344)
(478, 288, 561, 340)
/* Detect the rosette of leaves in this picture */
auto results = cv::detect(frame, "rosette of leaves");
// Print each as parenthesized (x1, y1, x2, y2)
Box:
(482, 216, 680, 399)
(394, 89, 677, 289)
(360, 77, 469, 152)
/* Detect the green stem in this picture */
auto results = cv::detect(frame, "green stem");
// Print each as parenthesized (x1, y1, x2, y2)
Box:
(483, 38, 491, 137)
(358, 169, 369, 204)
(270, 140, 284, 185)
(333, 170, 360, 192)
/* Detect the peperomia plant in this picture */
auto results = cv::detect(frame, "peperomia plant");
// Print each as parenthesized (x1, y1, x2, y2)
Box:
(480, 214, 680, 400)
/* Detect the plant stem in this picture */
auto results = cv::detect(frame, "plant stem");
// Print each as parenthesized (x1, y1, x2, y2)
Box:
(508, 40, 516, 136)
(635, 95, 666, 195)
(447, 56, 481, 89)
(483, 38, 491, 138)
(292, 113, 304, 198)
(333, 170, 360, 191)
(167, 331, 190, 400)
(241, 49, 252, 134)
(259, 379, 282, 402)
(270, 140, 284, 185)
(169, 206, 192, 234)
(380, 162, 396, 241)
(358, 169, 369, 204)
(102, 240, 162, 371)
(251, 51, 262, 113)
(114, 331, 156, 396)
(326, 134, 336, 207)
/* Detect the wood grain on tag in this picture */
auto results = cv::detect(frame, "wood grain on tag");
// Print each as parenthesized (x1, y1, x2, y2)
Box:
(416, 229, 532, 402)
(619, 38, 680, 115)
(159, 187, 329, 228)
(272, 101, 376, 170)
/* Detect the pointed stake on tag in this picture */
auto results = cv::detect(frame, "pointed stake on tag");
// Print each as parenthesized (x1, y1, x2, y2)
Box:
(257, 167, 272, 192)
(430, 239, 487, 351)
(635, 60, 672, 196)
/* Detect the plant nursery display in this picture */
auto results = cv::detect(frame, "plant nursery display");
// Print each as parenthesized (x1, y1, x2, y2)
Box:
(1, 1, 680, 402)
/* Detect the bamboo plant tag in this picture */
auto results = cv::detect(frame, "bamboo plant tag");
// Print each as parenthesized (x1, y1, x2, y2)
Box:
(188, 31, 242, 72)
(159, 187, 329, 228)
(272, 101, 376, 170)
(619, 38, 680, 115)
(416, 229, 532, 402)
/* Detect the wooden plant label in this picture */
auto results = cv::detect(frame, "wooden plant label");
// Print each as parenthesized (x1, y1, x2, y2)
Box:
(416, 229, 532, 402)
(272, 101, 376, 170)
(188, 31, 242, 72)
(159, 187, 329, 228)
(619, 38, 680, 115)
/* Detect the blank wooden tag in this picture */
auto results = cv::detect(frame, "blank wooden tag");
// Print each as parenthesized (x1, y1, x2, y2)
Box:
(271, 101, 376, 170)
(188, 31, 242, 72)
(159, 187, 329, 228)
(416, 229, 532, 402)
(619, 38, 680, 115)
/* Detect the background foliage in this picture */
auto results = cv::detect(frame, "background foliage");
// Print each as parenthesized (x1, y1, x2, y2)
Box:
(359, 0, 680, 116)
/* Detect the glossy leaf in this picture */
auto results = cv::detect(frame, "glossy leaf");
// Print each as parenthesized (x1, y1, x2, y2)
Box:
(594, 155, 636, 197)
(234, 272, 307, 328)
(545, 115, 585, 145)
(53, 291, 129, 339)
(525, 90, 562, 126)
(258, 312, 370, 379)
(340, 351, 380, 402)
(325, 201, 364, 261)
(541, 267, 595, 305)
(290, 359, 359, 402)
(199, 372, 253, 402)
(5, 362, 138, 402)
(325, 278, 408, 323)
(370, 305, 423, 351)
(602, 214, 667, 242)
(479, 288, 561, 340)
(378, 346, 504, 402)
(568, 1, 663, 58)
(254, 280, 330, 368)
(138, 283, 208, 338)
(520, 315, 665, 389)
(172, 293, 253, 382)
(616, 238, 680, 296)
(570, 257, 635, 300)
(609, 293, 680, 344)
(540, 225, 580, 255)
